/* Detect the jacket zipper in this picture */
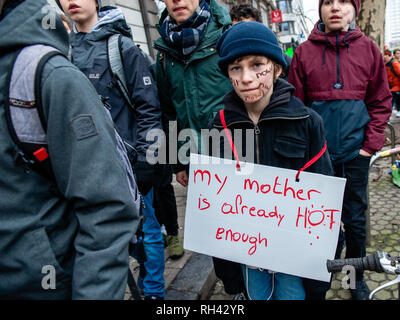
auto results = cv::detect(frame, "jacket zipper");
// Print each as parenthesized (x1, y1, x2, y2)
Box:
(334, 34, 343, 89)
(254, 124, 260, 164)
(154, 41, 216, 67)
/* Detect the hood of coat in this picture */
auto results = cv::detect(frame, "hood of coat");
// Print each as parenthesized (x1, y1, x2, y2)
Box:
(213, 79, 309, 127)
(308, 21, 363, 48)
(70, 6, 132, 43)
(0, 0, 69, 56)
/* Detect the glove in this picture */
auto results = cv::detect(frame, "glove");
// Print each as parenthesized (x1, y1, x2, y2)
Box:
(134, 161, 155, 195)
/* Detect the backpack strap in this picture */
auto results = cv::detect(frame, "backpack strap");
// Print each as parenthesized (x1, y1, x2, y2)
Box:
(159, 51, 167, 75)
(5, 44, 63, 181)
(107, 34, 135, 111)
(389, 60, 400, 80)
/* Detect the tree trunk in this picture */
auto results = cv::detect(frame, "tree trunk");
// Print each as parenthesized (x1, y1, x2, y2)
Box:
(357, 0, 386, 50)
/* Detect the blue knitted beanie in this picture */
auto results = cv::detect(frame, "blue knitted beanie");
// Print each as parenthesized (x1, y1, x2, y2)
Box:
(216, 21, 286, 77)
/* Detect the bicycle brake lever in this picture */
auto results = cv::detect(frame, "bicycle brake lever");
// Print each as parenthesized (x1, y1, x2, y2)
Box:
(369, 275, 400, 300)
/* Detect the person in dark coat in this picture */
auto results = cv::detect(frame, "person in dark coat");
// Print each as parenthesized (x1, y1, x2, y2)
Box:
(288, 0, 392, 300)
(211, 21, 333, 300)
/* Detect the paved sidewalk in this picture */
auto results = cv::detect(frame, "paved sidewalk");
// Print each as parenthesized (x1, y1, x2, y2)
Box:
(125, 114, 400, 301)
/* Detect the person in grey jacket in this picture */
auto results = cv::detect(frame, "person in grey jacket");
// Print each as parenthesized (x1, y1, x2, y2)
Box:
(0, 0, 140, 299)
(57, 0, 166, 300)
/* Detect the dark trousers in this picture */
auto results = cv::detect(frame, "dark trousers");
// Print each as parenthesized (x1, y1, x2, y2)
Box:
(212, 257, 245, 295)
(334, 154, 370, 281)
(153, 164, 179, 236)
(303, 154, 370, 299)
(392, 92, 400, 111)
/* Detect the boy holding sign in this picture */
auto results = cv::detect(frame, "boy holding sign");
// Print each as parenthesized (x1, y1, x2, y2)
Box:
(212, 22, 333, 300)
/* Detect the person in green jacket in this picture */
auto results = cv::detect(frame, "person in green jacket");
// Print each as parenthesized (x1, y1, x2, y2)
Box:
(0, 0, 140, 299)
(154, 0, 246, 298)
(154, 0, 232, 185)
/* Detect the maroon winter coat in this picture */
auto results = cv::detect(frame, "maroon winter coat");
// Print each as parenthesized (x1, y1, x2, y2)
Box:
(288, 22, 392, 163)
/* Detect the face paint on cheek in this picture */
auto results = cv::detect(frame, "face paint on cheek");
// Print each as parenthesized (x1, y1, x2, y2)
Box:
(243, 74, 272, 102)
(229, 77, 240, 88)
(255, 65, 273, 79)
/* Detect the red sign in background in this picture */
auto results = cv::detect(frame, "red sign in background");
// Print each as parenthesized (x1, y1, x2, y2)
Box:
(271, 10, 282, 23)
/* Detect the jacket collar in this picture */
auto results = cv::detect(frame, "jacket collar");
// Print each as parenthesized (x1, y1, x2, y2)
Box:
(154, 0, 231, 61)
(308, 21, 363, 48)
(70, 7, 132, 43)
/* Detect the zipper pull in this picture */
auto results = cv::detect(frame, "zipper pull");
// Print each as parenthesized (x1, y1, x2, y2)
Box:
(254, 125, 260, 135)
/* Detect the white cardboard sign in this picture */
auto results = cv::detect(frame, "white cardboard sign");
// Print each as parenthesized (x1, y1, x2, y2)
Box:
(184, 154, 346, 282)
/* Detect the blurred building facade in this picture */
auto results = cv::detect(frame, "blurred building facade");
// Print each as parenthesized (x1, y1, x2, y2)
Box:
(385, 0, 400, 50)
(47, 0, 309, 58)
(217, 0, 309, 51)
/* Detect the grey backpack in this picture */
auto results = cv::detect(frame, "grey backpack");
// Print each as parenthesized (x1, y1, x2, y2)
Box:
(5, 44, 140, 205)
(107, 34, 135, 110)
(107, 34, 156, 109)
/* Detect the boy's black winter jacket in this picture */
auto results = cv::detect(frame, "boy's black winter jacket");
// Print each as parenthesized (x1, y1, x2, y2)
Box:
(209, 78, 334, 295)
(69, 7, 161, 164)
(210, 79, 333, 177)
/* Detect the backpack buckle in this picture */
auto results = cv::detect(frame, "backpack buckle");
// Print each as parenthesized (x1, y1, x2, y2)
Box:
(13, 148, 36, 172)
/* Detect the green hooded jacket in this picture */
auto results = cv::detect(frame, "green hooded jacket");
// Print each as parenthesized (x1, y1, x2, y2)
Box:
(154, 0, 232, 171)
(0, 0, 139, 299)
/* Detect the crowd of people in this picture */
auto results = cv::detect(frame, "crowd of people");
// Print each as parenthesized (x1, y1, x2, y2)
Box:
(0, 0, 394, 300)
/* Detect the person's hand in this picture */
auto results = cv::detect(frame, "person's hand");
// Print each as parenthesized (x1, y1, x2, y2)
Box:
(176, 170, 189, 187)
(359, 149, 372, 157)
(134, 161, 155, 195)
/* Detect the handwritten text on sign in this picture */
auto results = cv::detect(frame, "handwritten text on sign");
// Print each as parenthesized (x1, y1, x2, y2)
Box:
(183, 154, 346, 282)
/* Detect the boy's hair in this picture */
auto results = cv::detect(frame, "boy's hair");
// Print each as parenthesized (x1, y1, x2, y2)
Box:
(230, 4, 261, 23)
(231, 55, 282, 83)
(59, 13, 72, 31)
(384, 49, 392, 57)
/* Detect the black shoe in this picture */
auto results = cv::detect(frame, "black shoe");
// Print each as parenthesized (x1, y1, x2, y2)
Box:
(350, 280, 370, 300)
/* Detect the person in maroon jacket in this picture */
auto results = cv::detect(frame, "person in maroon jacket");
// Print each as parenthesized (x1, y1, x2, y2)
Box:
(288, 0, 392, 300)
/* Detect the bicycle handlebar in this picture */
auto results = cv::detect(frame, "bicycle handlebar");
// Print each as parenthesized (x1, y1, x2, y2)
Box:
(327, 252, 385, 273)
(327, 252, 400, 300)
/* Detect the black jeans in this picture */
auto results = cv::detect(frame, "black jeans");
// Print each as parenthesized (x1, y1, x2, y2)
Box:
(303, 154, 370, 299)
(392, 92, 400, 111)
(334, 154, 370, 281)
(153, 164, 179, 236)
